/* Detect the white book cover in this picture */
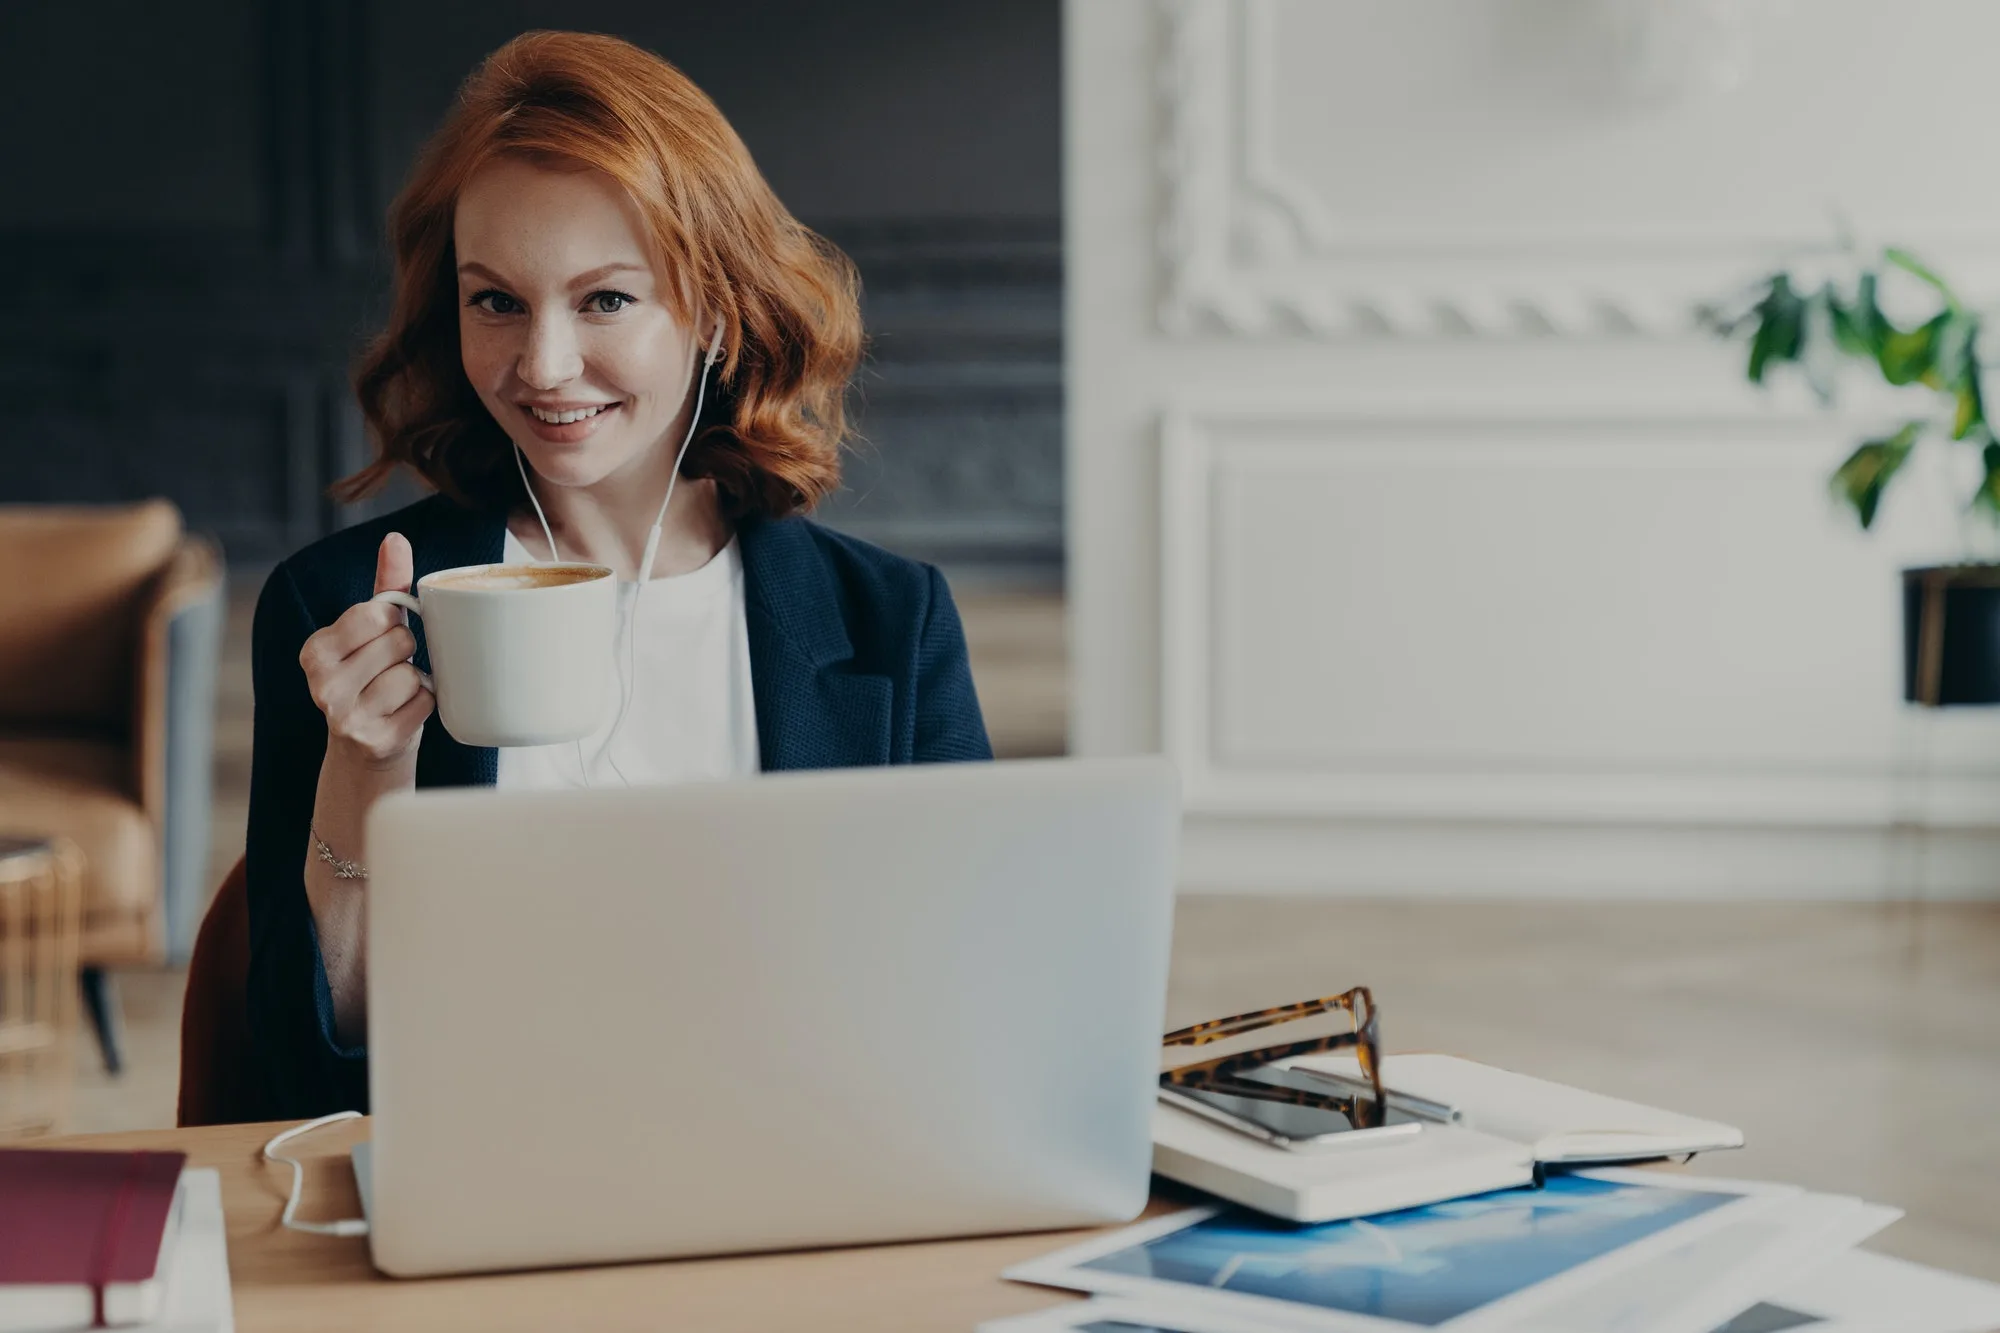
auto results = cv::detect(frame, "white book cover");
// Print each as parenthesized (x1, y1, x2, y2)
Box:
(1152, 1102, 1534, 1223)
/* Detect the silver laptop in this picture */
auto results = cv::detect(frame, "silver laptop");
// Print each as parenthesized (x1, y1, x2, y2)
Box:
(355, 756, 1179, 1277)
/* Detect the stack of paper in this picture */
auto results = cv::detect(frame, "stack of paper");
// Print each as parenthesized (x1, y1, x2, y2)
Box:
(991, 1168, 2000, 1333)
(138, 1170, 234, 1333)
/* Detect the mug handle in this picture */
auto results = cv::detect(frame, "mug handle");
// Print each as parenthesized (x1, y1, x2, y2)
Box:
(370, 590, 436, 693)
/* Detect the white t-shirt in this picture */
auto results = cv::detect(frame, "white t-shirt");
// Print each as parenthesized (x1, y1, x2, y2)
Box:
(494, 530, 760, 789)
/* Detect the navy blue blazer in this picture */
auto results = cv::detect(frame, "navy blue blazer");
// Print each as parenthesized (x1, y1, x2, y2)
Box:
(245, 493, 991, 1119)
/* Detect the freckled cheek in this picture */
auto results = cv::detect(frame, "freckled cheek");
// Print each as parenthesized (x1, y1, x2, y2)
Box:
(458, 320, 517, 398)
(577, 328, 665, 404)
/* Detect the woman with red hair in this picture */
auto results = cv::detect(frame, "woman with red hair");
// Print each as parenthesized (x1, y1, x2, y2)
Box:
(245, 31, 991, 1118)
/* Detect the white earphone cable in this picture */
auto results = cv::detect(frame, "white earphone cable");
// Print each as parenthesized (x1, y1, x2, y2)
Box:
(511, 319, 724, 788)
(513, 443, 597, 781)
(514, 442, 560, 565)
(599, 326, 720, 785)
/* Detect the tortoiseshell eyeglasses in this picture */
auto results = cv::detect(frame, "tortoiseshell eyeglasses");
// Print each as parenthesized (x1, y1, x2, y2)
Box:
(1159, 986, 1384, 1129)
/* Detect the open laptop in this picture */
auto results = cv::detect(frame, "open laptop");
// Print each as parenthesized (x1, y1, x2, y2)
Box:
(354, 756, 1179, 1277)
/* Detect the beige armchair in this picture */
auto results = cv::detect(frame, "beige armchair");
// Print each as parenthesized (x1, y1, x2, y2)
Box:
(0, 501, 225, 1072)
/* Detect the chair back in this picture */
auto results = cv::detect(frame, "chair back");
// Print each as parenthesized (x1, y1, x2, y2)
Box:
(177, 856, 269, 1126)
(0, 501, 182, 736)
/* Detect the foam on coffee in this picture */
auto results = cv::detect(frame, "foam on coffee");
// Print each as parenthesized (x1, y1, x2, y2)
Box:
(428, 564, 608, 591)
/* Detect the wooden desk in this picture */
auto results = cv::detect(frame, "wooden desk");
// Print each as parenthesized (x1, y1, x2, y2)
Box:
(39, 1118, 1148, 1332)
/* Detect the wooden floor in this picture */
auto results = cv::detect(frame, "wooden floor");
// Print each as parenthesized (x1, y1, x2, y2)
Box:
(1168, 897, 2000, 1282)
(28, 583, 2000, 1283)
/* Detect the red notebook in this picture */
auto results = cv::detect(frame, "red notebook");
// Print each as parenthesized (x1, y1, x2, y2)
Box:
(0, 1149, 187, 1331)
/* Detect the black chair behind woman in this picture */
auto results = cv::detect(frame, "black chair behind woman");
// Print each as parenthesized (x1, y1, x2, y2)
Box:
(178, 857, 275, 1127)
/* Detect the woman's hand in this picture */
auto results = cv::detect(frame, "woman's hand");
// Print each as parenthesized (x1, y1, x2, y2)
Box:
(299, 533, 428, 1042)
(300, 533, 434, 769)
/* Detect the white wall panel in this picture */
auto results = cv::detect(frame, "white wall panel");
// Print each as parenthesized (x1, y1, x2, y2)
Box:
(1207, 420, 1853, 770)
(1162, 402, 2000, 828)
(1069, 0, 2000, 896)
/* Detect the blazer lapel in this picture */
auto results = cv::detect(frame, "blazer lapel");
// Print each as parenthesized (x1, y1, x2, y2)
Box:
(738, 515, 892, 771)
(409, 497, 507, 788)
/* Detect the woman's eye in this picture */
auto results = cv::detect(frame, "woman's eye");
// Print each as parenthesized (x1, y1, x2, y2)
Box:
(584, 291, 634, 315)
(467, 290, 523, 315)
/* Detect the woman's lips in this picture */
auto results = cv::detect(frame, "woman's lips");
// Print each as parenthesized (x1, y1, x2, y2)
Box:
(519, 400, 621, 443)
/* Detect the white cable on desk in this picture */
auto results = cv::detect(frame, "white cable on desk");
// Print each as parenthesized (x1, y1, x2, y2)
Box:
(262, 1110, 369, 1237)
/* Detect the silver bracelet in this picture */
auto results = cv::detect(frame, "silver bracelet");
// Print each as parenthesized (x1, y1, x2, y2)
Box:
(311, 825, 369, 881)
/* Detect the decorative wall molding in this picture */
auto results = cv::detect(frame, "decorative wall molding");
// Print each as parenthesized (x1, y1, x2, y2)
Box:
(1158, 399, 2000, 829)
(1154, 0, 2000, 340)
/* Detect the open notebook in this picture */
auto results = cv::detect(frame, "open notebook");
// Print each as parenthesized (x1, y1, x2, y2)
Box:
(1289, 1053, 1744, 1162)
(1153, 1054, 1742, 1223)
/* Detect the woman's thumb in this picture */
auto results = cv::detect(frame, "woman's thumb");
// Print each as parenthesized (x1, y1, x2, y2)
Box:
(375, 533, 414, 597)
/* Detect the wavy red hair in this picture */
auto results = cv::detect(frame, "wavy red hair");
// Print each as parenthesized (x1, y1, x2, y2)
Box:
(340, 30, 861, 518)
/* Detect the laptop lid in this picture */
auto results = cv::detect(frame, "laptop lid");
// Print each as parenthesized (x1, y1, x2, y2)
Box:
(360, 756, 1179, 1277)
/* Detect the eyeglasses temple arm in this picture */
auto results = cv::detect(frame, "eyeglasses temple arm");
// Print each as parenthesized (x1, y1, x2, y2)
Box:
(1162, 995, 1361, 1048)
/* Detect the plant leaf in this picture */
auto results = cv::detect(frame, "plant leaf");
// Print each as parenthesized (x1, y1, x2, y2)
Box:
(1885, 247, 1960, 309)
(1798, 287, 1842, 403)
(1829, 272, 1882, 357)
(1878, 311, 1948, 386)
(1831, 421, 1922, 529)
(1935, 311, 1980, 389)
(1747, 275, 1804, 383)
(1955, 375, 1985, 440)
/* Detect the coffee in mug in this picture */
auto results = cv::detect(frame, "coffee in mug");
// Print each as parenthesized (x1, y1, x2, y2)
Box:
(424, 565, 606, 592)
(373, 562, 615, 747)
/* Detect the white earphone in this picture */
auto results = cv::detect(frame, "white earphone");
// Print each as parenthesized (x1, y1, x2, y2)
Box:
(512, 317, 726, 786)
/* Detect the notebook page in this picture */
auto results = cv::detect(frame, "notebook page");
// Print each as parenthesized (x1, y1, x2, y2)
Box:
(1287, 1054, 1743, 1160)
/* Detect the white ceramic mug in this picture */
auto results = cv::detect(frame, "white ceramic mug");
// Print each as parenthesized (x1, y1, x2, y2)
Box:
(372, 562, 616, 747)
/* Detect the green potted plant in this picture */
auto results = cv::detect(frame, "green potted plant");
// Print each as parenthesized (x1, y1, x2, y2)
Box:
(1703, 249, 2000, 705)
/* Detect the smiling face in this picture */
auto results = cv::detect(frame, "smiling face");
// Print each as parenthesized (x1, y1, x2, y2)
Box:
(454, 156, 703, 494)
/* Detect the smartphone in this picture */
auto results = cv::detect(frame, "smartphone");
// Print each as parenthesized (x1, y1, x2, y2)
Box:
(1286, 1065, 1461, 1126)
(1157, 1065, 1445, 1152)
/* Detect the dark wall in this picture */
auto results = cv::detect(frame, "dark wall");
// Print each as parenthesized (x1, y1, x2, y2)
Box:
(0, 0, 1060, 577)
(369, 3, 1061, 221)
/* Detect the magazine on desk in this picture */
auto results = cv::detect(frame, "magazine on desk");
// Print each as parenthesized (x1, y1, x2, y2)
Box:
(1001, 1170, 1894, 1333)
(990, 1196, 2000, 1333)
(1154, 1055, 1744, 1224)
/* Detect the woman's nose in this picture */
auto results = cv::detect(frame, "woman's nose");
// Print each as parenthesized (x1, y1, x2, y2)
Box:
(518, 316, 584, 390)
